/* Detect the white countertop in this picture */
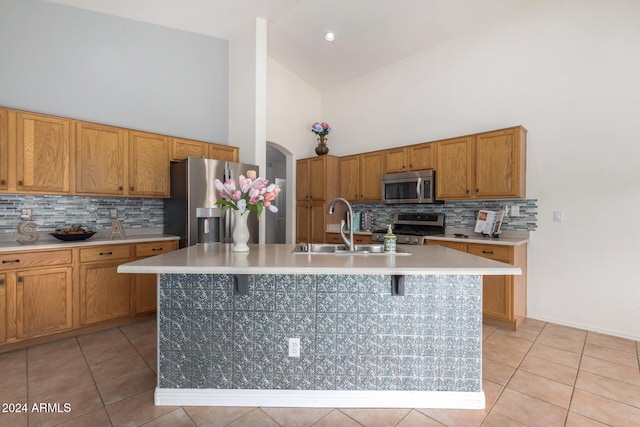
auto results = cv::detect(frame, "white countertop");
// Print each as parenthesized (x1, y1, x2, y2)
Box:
(0, 231, 179, 253)
(117, 243, 521, 276)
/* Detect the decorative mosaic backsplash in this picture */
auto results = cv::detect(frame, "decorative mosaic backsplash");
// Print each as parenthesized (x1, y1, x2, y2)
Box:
(0, 194, 164, 231)
(353, 199, 537, 231)
(158, 273, 482, 392)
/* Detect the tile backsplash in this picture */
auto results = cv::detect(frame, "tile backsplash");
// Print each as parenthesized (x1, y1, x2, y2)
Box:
(0, 194, 164, 231)
(353, 199, 537, 231)
(0, 195, 537, 234)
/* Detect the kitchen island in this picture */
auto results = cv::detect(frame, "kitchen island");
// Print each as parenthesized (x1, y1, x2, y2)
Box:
(118, 243, 520, 409)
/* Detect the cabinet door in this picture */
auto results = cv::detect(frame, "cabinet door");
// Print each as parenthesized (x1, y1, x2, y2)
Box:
(309, 202, 328, 243)
(76, 122, 126, 195)
(339, 155, 360, 200)
(0, 109, 8, 190)
(385, 147, 407, 173)
(0, 274, 6, 343)
(467, 244, 514, 322)
(16, 112, 72, 193)
(309, 157, 328, 200)
(129, 131, 170, 197)
(296, 159, 311, 201)
(475, 128, 525, 198)
(209, 144, 239, 162)
(360, 151, 385, 200)
(171, 138, 208, 161)
(436, 136, 474, 199)
(16, 267, 73, 338)
(133, 241, 177, 313)
(296, 203, 311, 243)
(80, 262, 131, 325)
(408, 143, 435, 171)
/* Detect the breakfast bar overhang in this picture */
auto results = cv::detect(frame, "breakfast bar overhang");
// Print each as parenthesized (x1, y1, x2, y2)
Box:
(118, 243, 521, 409)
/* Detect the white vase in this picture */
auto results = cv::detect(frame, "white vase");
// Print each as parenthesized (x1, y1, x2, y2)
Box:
(232, 210, 250, 252)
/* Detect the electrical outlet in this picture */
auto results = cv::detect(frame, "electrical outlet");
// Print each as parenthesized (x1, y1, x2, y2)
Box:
(511, 205, 520, 217)
(288, 337, 300, 357)
(109, 209, 118, 219)
(20, 208, 32, 221)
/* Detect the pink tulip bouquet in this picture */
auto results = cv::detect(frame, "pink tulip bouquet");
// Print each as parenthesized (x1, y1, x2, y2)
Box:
(214, 170, 281, 218)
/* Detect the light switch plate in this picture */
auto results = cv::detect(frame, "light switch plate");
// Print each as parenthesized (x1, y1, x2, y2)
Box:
(553, 210, 563, 222)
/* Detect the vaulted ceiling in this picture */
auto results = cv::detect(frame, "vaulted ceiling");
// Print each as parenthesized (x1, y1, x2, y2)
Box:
(45, 0, 547, 90)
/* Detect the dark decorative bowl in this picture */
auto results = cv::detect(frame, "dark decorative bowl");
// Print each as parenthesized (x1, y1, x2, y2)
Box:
(50, 229, 97, 241)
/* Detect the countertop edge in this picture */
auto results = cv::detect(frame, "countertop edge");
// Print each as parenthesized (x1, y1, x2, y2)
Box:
(0, 234, 179, 252)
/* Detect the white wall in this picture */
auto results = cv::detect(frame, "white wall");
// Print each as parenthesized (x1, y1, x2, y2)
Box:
(266, 58, 322, 159)
(0, 0, 229, 143)
(320, 0, 640, 340)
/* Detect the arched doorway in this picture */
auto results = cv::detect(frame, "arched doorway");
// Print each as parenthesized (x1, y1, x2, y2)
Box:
(265, 142, 292, 243)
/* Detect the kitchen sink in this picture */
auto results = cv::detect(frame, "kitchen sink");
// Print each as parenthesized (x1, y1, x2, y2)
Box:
(292, 243, 410, 255)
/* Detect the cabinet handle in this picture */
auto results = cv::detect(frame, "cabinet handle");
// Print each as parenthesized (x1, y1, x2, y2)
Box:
(409, 164, 413, 168)
(482, 250, 494, 255)
(17, 276, 23, 283)
(151, 248, 163, 252)
(2, 259, 20, 264)
(99, 251, 113, 256)
(18, 180, 23, 186)
(0, 179, 5, 185)
(0, 278, 4, 285)
(476, 188, 479, 193)
(119, 186, 123, 191)
(466, 189, 470, 194)
(130, 186, 134, 191)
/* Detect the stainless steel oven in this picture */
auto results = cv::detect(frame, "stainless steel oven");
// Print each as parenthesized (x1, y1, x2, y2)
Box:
(381, 170, 439, 204)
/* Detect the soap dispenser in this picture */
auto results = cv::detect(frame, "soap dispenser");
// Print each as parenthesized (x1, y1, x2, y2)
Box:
(383, 224, 397, 253)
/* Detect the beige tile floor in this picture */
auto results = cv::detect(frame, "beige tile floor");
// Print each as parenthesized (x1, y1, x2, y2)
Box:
(1, 318, 639, 426)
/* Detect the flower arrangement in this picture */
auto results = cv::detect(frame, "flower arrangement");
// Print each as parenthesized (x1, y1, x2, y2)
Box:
(214, 170, 281, 218)
(311, 122, 331, 137)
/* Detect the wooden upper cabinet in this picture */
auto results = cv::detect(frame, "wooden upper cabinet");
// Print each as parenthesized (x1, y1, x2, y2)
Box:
(15, 112, 73, 193)
(129, 130, 170, 197)
(385, 147, 408, 173)
(209, 144, 239, 162)
(341, 151, 385, 201)
(76, 122, 127, 195)
(170, 137, 208, 161)
(385, 143, 435, 173)
(297, 156, 339, 201)
(339, 155, 359, 200)
(0, 108, 9, 190)
(475, 127, 526, 199)
(408, 143, 436, 170)
(436, 136, 474, 199)
(0, 109, 8, 190)
(436, 126, 526, 200)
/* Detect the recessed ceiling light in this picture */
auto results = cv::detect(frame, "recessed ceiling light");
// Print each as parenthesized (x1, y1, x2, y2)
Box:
(323, 32, 336, 42)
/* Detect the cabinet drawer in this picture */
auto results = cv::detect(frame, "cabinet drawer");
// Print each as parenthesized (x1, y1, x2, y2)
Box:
(467, 244, 513, 263)
(80, 245, 130, 263)
(134, 241, 177, 258)
(0, 249, 72, 270)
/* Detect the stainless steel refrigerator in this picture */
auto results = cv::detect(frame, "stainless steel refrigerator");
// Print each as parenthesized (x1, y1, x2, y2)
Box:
(164, 158, 260, 248)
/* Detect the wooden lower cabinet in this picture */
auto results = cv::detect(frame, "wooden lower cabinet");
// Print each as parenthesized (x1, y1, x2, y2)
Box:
(326, 233, 372, 245)
(17, 267, 73, 338)
(0, 239, 178, 349)
(79, 245, 132, 325)
(133, 241, 178, 313)
(0, 274, 7, 343)
(427, 240, 527, 329)
(0, 249, 74, 342)
(296, 202, 330, 243)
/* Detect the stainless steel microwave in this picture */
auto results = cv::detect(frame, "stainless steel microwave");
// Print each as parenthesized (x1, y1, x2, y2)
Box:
(381, 170, 440, 204)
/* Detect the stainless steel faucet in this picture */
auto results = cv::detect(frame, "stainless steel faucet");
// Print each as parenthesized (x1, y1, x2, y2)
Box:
(327, 197, 355, 251)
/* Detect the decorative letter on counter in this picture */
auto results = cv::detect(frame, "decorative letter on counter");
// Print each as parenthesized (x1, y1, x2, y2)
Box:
(16, 222, 39, 244)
